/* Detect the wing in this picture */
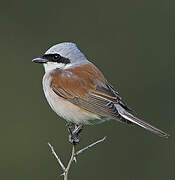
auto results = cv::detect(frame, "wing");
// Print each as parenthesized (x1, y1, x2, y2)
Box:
(50, 63, 132, 124)
(50, 63, 169, 138)
(50, 63, 168, 137)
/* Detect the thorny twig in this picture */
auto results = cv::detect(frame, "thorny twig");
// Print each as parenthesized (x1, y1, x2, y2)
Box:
(48, 136, 106, 180)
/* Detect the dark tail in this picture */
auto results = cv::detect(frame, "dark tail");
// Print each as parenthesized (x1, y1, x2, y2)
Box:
(115, 104, 169, 138)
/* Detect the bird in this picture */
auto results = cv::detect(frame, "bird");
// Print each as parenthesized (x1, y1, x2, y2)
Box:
(32, 42, 169, 143)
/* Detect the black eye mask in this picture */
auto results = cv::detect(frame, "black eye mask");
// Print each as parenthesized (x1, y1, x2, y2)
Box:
(43, 54, 71, 64)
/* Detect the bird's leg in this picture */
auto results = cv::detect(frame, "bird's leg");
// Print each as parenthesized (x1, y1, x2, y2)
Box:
(66, 122, 75, 143)
(68, 124, 83, 145)
(66, 122, 74, 132)
(73, 125, 83, 137)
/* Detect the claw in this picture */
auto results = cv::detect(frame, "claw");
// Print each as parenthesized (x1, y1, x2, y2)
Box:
(68, 125, 83, 145)
(69, 134, 80, 144)
(72, 125, 83, 136)
(60, 172, 65, 176)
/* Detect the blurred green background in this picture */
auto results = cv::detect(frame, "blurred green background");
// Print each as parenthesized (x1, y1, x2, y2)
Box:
(1, 0, 174, 179)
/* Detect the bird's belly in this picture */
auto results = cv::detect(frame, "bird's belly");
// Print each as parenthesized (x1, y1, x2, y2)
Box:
(42, 73, 103, 125)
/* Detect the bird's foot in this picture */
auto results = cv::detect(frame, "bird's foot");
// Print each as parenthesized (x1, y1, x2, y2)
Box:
(68, 125, 83, 145)
(66, 122, 75, 128)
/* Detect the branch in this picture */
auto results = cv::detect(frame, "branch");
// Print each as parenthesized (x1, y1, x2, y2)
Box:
(48, 143, 66, 172)
(75, 136, 106, 156)
(48, 136, 106, 179)
(64, 145, 75, 180)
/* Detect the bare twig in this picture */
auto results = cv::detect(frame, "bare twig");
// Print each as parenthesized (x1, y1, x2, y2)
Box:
(48, 143, 66, 172)
(75, 136, 106, 156)
(48, 137, 106, 179)
(64, 145, 75, 180)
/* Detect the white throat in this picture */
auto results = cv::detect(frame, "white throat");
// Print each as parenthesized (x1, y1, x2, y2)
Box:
(43, 62, 67, 72)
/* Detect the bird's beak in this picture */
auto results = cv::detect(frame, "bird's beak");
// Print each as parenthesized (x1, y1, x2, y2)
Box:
(32, 56, 48, 64)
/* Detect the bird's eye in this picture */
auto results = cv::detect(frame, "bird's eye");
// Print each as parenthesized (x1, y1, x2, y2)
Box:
(52, 54, 61, 61)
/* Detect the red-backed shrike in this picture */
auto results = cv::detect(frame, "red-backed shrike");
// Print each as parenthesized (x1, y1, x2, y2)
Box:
(32, 42, 168, 143)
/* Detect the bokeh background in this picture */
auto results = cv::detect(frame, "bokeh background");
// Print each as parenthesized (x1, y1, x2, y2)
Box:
(1, 0, 175, 179)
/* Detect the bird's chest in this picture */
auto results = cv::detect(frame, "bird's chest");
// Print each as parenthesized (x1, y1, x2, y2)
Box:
(42, 73, 100, 125)
(42, 73, 72, 119)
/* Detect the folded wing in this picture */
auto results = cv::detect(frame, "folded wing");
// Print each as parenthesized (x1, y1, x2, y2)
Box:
(50, 63, 169, 137)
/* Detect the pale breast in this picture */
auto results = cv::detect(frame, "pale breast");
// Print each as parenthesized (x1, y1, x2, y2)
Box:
(42, 72, 101, 125)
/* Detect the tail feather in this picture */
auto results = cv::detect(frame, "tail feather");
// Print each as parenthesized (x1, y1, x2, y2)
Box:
(115, 104, 169, 138)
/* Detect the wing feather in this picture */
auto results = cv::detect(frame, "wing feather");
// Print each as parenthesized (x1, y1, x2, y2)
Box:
(50, 63, 131, 124)
(50, 63, 168, 137)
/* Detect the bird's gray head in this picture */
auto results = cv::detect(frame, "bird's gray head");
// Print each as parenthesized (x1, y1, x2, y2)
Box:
(32, 42, 89, 72)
